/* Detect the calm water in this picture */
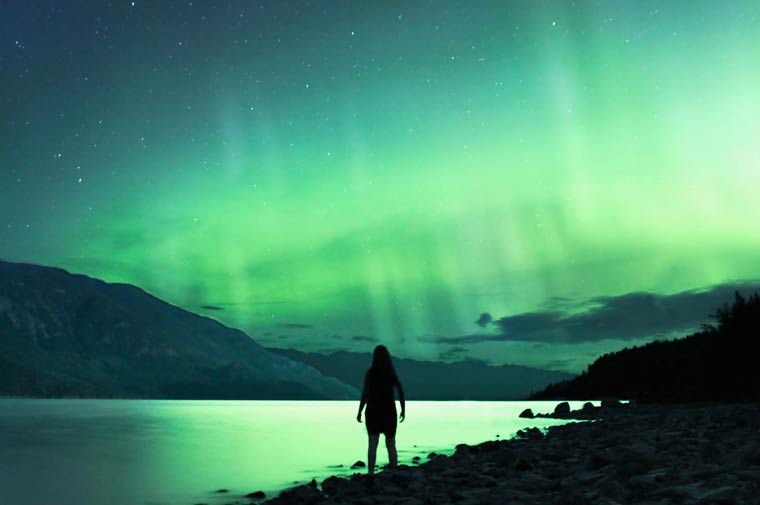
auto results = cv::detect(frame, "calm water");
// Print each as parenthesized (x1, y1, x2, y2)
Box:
(0, 400, 592, 505)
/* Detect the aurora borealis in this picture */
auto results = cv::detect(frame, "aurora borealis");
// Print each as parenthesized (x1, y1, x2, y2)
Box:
(2, 1, 759, 371)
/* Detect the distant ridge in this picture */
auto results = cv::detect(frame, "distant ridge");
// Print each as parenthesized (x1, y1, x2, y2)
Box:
(531, 291, 760, 401)
(0, 260, 357, 399)
(266, 348, 574, 400)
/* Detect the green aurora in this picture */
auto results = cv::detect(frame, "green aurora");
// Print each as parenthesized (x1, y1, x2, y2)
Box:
(2, 1, 759, 371)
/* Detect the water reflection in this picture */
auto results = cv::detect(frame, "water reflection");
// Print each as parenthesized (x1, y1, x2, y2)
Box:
(0, 400, 588, 505)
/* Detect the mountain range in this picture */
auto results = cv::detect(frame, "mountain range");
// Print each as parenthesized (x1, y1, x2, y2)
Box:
(0, 260, 356, 399)
(267, 348, 573, 400)
(0, 260, 573, 400)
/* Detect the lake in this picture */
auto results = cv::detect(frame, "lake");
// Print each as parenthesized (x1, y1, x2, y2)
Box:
(0, 399, 592, 505)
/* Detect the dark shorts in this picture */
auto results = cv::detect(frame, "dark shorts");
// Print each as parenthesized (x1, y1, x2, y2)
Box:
(365, 404, 397, 437)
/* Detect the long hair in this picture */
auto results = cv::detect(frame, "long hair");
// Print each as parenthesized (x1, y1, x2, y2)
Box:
(368, 344, 397, 380)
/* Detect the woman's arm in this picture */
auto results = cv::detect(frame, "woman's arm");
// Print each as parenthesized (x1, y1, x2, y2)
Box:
(357, 374, 368, 422)
(395, 376, 406, 422)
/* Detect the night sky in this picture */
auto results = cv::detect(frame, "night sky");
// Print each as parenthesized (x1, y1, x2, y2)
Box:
(2, 1, 759, 372)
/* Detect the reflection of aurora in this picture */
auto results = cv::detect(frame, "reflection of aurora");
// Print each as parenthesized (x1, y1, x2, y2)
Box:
(0, 400, 584, 505)
(3, 1, 759, 371)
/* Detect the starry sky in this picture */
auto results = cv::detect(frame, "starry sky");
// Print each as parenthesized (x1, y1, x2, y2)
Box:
(2, 1, 759, 372)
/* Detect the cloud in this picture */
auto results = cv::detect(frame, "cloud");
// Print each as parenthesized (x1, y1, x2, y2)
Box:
(351, 335, 377, 342)
(199, 304, 225, 311)
(278, 322, 314, 329)
(428, 280, 760, 344)
(438, 346, 469, 360)
(475, 312, 493, 327)
(420, 332, 503, 345)
(537, 358, 584, 371)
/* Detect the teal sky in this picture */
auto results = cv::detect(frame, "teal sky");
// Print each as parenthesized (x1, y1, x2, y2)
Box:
(2, 1, 759, 371)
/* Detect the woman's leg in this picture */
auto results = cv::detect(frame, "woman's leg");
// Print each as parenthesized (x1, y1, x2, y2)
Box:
(385, 435, 398, 468)
(367, 433, 380, 475)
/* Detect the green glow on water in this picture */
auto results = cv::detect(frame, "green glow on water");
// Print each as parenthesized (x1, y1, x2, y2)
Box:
(0, 400, 590, 505)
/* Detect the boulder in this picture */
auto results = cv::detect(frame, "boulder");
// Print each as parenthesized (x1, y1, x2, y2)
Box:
(515, 458, 534, 472)
(601, 399, 622, 408)
(394, 498, 423, 505)
(516, 427, 544, 440)
(598, 478, 628, 502)
(628, 474, 656, 488)
(740, 443, 760, 465)
(277, 484, 325, 504)
(581, 402, 596, 413)
(321, 475, 345, 495)
(554, 402, 571, 416)
(586, 450, 614, 470)
(651, 484, 701, 502)
(491, 449, 517, 467)
(697, 486, 738, 504)
(519, 408, 535, 419)
(422, 454, 453, 472)
(245, 490, 266, 499)
(350, 460, 366, 469)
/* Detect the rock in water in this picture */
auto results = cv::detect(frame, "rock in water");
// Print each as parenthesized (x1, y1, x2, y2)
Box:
(582, 402, 597, 414)
(519, 408, 535, 418)
(554, 402, 571, 415)
(276, 484, 324, 504)
(245, 490, 266, 499)
(516, 427, 544, 440)
(350, 460, 366, 469)
(321, 475, 345, 495)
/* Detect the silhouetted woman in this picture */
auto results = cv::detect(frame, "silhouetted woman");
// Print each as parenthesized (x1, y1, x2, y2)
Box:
(356, 345, 405, 475)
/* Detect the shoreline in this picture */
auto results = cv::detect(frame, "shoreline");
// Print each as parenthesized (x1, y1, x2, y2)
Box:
(258, 402, 760, 505)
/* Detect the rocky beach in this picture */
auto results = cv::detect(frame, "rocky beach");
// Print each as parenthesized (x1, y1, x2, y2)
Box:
(251, 402, 760, 505)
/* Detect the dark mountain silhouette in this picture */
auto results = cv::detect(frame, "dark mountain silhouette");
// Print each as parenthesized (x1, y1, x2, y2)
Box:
(0, 260, 357, 399)
(266, 348, 573, 400)
(531, 291, 760, 401)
